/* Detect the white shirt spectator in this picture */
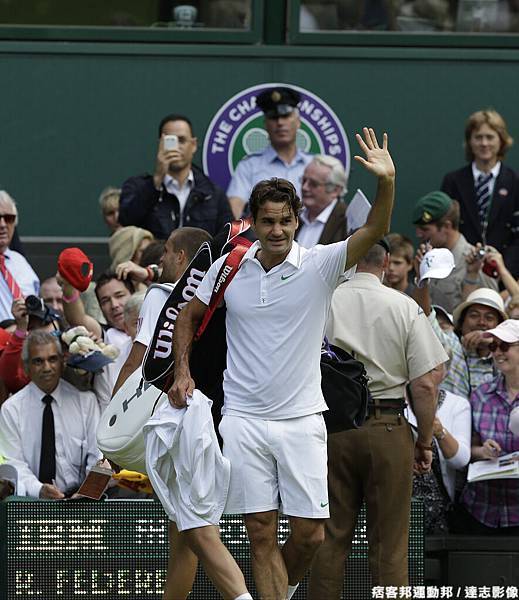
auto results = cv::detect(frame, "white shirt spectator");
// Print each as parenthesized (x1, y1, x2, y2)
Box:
(164, 171, 195, 226)
(196, 239, 355, 420)
(405, 389, 471, 500)
(297, 199, 338, 248)
(0, 379, 101, 497)
(0, 249, 39, 320)
(227, 146, 313, 206)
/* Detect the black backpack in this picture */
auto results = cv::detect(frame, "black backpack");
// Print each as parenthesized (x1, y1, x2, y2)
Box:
(321, 344, 370, 434)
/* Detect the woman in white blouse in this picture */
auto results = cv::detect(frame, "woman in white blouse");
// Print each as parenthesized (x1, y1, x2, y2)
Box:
(406, 359, 472, 533)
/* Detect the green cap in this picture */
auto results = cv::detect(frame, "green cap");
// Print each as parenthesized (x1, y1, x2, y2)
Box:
(412, 191, 452, 225)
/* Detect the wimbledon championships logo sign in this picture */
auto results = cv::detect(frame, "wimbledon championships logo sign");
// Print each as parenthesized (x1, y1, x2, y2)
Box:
(203, 83, 350, 191)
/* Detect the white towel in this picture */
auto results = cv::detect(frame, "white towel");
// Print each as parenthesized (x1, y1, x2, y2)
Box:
(143, 390, 230, 531)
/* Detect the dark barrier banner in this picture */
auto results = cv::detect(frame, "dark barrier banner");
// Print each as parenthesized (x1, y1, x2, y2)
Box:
(0, 499, 424, 599)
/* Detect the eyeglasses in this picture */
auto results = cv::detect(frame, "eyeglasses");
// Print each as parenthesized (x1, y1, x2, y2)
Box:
(302, 177, 327, 189)
(489, 340, 519, 352)
(0, 214, 16, 224)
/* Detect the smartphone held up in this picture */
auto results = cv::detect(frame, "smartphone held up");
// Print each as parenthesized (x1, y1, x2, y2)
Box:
(163, 134, 179, 151)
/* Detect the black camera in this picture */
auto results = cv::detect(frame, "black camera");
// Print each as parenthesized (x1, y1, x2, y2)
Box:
(25, 295, 61, 324)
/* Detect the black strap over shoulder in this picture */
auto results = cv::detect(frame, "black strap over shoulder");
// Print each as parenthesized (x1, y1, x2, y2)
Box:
(142, 218, 254, 390)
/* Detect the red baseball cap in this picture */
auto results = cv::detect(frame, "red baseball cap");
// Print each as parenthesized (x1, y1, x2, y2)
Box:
(57, 248, 94, 292)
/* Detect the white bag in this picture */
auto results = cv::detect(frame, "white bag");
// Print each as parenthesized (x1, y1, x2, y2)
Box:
(96, 369, 166, 474)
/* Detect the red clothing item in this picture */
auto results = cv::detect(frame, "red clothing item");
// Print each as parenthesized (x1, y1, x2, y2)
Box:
(0, 331, 29, 393)
(0, 328, 11, 350)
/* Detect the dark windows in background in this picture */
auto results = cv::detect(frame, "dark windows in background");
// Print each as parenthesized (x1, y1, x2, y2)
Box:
(2, 0, 518, 35)
(0, 0, 252, 29)
(299, 0, 519, 33)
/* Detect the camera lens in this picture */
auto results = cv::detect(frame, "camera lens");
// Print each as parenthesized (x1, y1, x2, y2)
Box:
(25, 295, 43, 312)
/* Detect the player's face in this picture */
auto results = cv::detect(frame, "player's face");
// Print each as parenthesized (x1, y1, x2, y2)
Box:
(253, 200, 298, 261)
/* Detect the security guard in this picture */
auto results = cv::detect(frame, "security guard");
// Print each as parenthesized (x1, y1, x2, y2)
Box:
(308, 241, 447, 598)
(227, 86, 313, 218)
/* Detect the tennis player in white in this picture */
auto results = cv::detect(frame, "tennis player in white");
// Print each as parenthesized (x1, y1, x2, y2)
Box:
(112, 227, 252, 600)
(170, 128, 396, 599)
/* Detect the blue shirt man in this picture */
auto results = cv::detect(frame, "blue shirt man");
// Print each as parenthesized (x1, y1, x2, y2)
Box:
(227, 87, 313, 218)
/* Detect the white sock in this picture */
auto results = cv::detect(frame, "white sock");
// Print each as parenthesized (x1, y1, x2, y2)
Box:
(287, 583, 299, 599)
(234, 594, 253, 600)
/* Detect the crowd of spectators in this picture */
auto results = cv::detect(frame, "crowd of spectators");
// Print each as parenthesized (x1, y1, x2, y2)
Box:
(299, 0, 519, 33)
(1, 97, 519, 596)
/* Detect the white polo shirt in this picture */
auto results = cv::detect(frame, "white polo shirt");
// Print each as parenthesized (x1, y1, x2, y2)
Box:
(195, 239, 355, 420)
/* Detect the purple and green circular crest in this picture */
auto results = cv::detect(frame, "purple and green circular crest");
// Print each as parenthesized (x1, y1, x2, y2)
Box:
(203, 83, 350, 191)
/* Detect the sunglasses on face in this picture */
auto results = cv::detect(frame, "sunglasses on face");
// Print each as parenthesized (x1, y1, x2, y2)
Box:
(489, 340, 519, 352)
(0, 214, 16, 225)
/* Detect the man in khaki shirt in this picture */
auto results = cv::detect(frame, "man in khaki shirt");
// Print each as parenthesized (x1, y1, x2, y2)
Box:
(308, 241, 447, 598)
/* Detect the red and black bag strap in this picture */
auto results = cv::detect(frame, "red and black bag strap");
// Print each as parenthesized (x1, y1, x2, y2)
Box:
(194, 242, 249, 341)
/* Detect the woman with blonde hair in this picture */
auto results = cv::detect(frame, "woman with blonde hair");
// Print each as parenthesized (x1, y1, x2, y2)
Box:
(99, 187, 122, 234)
(109, 226, 154, 291)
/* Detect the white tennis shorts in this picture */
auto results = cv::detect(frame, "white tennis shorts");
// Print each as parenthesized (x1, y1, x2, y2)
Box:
(219, 412, 329, 518)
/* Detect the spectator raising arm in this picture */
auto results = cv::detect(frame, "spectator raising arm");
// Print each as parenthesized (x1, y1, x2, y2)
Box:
(56, 274, 102, 340)
(343, 129, 395, 270)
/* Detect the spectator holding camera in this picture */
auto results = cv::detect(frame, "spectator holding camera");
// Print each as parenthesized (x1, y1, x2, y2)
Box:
(0, 191, 39, 320)
(463, 244, 519, 301)
(413, 191, 498, 314)
(0, 296, 62, 396)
